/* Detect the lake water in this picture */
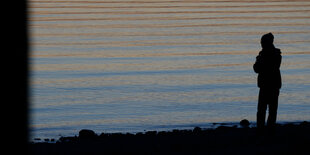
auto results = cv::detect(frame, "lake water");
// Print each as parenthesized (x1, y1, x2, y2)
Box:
(29, 0, 310, 140)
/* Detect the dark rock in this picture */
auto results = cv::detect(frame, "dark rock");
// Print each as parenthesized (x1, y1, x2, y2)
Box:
(59, 136, 78, 143)
(193, 127, 202, 133)
(181, 129, 192, 135)
(240, 119, 250, 128)
(158, 131, 167, 136)
(44, 139, 49, 142)
(145, 131, 157, 136)
(216, 126, 234, 131)
(284, 123, 295, 127)
(300, 121, 309, 126)
(136, 132, 143, 136)
(126, 133, 134, 137)
(79, 129, 96, 139)
(111, 133, 123, 138)
(99, 132, 105, 137)
(34, 138, 41, 141)
(172, 129, 179, 133)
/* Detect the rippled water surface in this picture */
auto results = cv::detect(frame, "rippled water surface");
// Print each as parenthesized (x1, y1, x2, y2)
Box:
(30, 0, 310, 139)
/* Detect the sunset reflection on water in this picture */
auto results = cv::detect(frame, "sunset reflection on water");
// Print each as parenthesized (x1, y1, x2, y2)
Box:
(30, 0, 310, 139)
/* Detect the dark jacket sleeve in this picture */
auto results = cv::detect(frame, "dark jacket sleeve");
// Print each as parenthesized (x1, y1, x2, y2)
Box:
(275, 54, 282, 70)
(253, 55, 261, 73)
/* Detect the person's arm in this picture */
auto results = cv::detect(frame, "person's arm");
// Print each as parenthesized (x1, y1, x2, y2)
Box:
(270, 51, 282, 71)
(276, 54, 282, 70)
(253, 55, 262, 73)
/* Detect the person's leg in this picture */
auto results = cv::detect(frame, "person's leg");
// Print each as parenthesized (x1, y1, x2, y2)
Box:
(257, 89, 268, 130)
(267, 89, 279, 130)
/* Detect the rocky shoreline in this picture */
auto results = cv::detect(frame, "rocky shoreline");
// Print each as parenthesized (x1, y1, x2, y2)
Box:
(30, 120, 310, 154)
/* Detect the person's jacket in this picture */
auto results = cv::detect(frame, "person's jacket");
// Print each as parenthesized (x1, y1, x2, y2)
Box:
(253, 47, 282, 89)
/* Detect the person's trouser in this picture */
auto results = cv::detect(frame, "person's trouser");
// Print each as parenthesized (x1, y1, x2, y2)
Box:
(257, 88, 280, 131)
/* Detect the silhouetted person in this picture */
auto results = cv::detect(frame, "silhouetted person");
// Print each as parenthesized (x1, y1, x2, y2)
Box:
(253, 33, 282, 135)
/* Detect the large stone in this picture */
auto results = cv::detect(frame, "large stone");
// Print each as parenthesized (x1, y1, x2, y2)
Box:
(79, 129, 96, 139)
(240, 119, 250, 128)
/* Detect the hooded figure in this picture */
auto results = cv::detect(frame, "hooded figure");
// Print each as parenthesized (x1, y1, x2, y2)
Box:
(254, 33, 282, 89)
(253, 33, 282, 134)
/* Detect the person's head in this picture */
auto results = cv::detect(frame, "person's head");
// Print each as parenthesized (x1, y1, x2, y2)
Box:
(261, 33, 274, 49)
